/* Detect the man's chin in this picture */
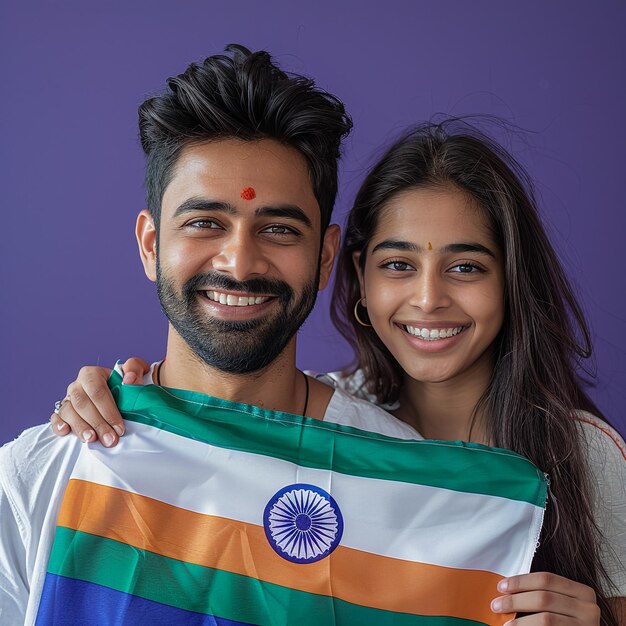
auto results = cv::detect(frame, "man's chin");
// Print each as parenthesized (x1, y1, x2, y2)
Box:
(190, 347, 283, 375)
(178, 323, 292, 374)
(203, 318, 264, 333)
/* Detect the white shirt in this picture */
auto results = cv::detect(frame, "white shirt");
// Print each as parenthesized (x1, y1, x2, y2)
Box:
(1, 368, 624, 625)
(0, 366, 418, 625)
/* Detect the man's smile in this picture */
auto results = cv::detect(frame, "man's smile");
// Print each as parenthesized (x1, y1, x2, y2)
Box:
(200, 290, 273, 307)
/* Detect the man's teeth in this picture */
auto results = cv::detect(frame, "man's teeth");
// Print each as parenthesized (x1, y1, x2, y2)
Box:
(205, 291, 269, 307)
(404, 325, 465, 341)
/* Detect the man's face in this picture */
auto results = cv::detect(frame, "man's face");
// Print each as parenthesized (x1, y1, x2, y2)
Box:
(137, 139, 338, 373)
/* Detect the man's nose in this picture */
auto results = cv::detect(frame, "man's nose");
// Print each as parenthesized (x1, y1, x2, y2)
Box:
(210, 229, 270, 281)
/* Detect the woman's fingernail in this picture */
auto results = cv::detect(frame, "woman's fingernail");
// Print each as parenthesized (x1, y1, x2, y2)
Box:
(491, 597, 503, 612)
(103, 433, 114, 447)
(83, 431, 94, 442)
(122, 372, 137, 384)
(113, 424, 124, 437)
(497, 579, 509, 592)
(57, 422, 67, 431)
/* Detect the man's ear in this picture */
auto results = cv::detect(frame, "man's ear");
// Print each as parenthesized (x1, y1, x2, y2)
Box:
(136, 209, 157, 282)
(318, 224, 341, 291)
(352, 250, 366, 300)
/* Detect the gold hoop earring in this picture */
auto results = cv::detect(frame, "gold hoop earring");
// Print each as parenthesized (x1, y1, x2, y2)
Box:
(353, 298, 372, 328)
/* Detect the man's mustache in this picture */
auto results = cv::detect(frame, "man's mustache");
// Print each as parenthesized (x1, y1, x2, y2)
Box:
(183, 272, 293, 302)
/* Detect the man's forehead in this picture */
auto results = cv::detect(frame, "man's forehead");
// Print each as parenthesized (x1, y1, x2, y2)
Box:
(158, 139, 321, 226)
(168, 139, 314, 196)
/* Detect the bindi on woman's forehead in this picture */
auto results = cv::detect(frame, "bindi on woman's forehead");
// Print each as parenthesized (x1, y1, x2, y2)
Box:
(240, 187, 256, 201)
(427, 241, 433, 250)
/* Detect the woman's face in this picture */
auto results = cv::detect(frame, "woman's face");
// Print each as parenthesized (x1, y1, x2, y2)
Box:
(355, 186, 505, 386)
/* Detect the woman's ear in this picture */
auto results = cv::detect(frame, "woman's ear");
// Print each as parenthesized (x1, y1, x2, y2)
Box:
(352, 251, 366, 301)
(136, 209, 157, 282)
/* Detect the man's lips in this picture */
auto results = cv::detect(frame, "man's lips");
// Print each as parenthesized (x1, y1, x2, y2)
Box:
(198, 289, 273, 308)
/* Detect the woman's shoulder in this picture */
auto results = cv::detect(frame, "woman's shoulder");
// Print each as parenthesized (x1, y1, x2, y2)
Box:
(312, 369, 369, 395)
(307, 370, 422, 440)
(574, 411, 626, 465)
(311, 369, 400, 410)
(574, 412, 626, 596)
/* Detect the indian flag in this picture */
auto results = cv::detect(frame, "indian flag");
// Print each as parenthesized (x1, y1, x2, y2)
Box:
(36, 370, 547, 625)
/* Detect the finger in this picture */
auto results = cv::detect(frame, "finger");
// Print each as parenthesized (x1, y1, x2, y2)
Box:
(54, 400, 98, 444)
(498, 572, 597, 603)
(501, 612, 570, 626)
(66, 382, 120, 447)
(492, 590, 591, 618)
(121, 358, 150, 385)
(76, 367, 126, 436)
(50, 412, 70, 436)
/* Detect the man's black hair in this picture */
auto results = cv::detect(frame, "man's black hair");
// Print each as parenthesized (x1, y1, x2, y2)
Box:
(139, 44, 352, 231)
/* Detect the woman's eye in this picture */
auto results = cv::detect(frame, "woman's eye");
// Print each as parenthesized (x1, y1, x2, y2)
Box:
(382, 260, 412, 272)
(449, 263, 483, 274)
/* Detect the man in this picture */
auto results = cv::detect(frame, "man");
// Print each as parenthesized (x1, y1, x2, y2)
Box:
(0, 45, 419, 624)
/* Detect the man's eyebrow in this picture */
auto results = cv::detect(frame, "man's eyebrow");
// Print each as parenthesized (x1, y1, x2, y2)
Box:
(255, 205, 312, 228)
(172, 199, 237, 218)
(371, 239, 496, 258)
(172, 200, 312, 228)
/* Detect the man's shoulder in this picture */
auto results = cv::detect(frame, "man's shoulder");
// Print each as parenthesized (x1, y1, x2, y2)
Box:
(0, 424, 82, 518)
(0, 425, 83, 623)
(1, 423, 82, 473)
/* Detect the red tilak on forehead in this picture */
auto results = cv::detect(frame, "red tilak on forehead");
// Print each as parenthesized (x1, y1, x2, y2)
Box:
(240, 187, 256, 200)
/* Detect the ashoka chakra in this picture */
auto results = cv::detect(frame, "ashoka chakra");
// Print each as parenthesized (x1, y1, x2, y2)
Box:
(263, 483, 344, 564)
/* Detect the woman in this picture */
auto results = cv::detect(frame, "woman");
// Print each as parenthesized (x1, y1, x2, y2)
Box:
(51, 120, 626, 624)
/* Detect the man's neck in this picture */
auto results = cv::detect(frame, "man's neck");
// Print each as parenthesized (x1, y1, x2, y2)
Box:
(158, 329, 332, 419)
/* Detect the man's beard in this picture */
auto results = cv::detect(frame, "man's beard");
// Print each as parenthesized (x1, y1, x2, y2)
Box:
(156, 262, 319, 374)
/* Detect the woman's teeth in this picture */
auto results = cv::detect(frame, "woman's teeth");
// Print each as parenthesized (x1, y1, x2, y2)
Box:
(204, 291, 270, 307)
(403, 325, 465, 341)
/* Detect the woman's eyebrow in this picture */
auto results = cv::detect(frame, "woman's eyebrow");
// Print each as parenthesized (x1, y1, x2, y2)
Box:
(371, 239, 420, 254)
(441, 243, 495, 258)
(371, 239, 495, 258)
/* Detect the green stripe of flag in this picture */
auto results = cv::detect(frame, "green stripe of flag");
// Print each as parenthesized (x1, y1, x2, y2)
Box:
(109, 370, 547, 506)
(49, 527, 485, 626)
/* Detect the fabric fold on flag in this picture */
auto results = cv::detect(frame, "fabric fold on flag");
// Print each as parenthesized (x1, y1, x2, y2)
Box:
(37, 370, 547, 626)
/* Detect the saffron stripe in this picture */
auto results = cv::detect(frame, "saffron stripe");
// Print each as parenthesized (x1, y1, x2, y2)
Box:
(57, 480, 513, 624)
(108, 370, 546, 505)
(36, 574, 251, 625)
(72, 422, 544, 576)
(47, 527, 497, 626)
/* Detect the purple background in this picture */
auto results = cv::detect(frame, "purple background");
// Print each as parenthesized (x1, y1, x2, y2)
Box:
(1, 1, 625, 443)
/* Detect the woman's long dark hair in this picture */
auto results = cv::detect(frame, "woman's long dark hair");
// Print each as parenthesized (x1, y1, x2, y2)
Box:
(331, 119, 619, 624)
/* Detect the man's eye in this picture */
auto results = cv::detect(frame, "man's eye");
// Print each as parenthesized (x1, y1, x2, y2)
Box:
(262, 225, 297, 235)
(187, 219, 221, 229)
